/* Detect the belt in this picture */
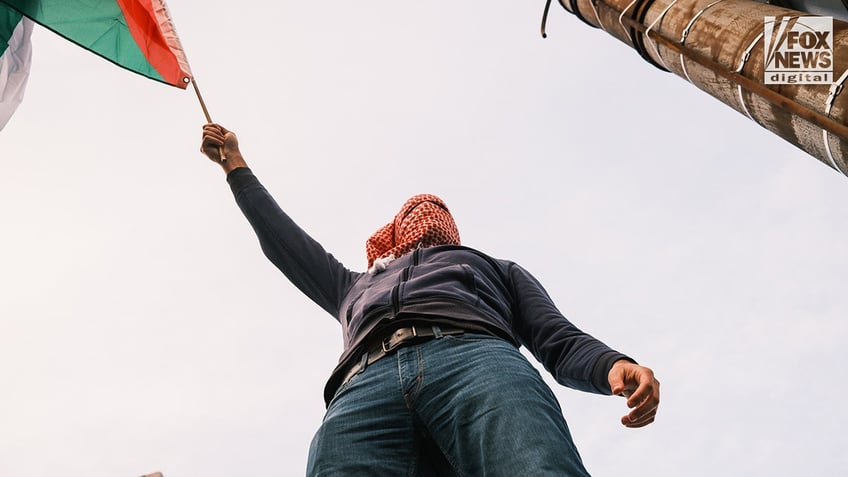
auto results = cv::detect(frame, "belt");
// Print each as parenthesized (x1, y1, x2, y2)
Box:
(340, 325, 465, 386)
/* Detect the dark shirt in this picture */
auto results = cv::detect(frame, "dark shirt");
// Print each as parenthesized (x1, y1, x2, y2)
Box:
(228, 168, 632, 405)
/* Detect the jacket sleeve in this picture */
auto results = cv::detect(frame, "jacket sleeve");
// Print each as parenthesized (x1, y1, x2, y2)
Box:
(507, 263, 633, 395)
(227, 168, 360, 318)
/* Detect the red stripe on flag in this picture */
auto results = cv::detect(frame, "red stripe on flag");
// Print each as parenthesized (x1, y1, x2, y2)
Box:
(116, 0, 191, 88)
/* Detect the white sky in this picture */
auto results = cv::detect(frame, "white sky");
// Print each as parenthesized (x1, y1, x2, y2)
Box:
(2, 1, 848, 476)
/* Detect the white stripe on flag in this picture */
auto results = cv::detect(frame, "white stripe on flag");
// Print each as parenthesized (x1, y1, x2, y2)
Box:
(0, 17, 33, 131)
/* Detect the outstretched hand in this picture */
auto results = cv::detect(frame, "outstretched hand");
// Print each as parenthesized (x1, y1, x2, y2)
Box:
(200, 123, 248, 173)
(608, 360, 660, 428)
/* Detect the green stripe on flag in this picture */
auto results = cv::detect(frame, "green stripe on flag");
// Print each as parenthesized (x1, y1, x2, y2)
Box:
(0, 0, 166, 84)
(0, 6, 23, 57)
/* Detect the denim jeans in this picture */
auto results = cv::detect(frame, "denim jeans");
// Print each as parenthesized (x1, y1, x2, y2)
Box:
(307, 333, 591, 476)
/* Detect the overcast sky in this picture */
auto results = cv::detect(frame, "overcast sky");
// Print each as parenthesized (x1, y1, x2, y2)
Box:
(2, 1, 848, 476)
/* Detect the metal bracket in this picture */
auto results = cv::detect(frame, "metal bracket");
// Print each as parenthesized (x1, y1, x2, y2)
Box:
(618, 0, 642, 37)
(822, 69, 848, 176)
(679, 0, 726, 83)
(645, 0, 680, 70)
(735, 32, 765, 121)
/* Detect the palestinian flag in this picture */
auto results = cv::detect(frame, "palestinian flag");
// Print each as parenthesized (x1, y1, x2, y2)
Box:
(0, 8, 32, 130)
(0, 0, 192, 88)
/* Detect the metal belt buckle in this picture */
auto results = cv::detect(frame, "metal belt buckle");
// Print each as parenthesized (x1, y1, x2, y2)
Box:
(381, 326, 418, 353)
(381, 335, 393, 353)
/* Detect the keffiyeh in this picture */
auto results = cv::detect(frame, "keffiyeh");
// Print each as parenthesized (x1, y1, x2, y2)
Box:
(366, 194, 461, 269)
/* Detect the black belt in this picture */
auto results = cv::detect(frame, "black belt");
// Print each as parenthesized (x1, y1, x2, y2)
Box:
(340, 325, 465, 386)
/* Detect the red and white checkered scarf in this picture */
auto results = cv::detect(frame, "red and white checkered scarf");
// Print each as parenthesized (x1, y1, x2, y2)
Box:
(366, 194, 461, 269)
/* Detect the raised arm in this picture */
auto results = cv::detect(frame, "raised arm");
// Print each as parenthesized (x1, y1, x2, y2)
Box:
(200, 124, 361, 318)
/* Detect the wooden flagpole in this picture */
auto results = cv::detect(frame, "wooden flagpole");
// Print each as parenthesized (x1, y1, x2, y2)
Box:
(189, 76, 226, 161)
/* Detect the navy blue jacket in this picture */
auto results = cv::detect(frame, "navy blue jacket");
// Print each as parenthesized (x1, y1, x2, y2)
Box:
(228, 168, 632, 405)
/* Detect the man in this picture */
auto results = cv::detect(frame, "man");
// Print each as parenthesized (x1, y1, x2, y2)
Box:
(200, 124, 659, 476)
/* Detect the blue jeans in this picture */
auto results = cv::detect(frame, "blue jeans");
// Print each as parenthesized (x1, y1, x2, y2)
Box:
(307, 333, 591, 476)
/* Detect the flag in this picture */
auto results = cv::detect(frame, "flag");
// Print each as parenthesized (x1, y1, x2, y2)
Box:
(0, 8, 32, 130)
(0, 0, 192, 88)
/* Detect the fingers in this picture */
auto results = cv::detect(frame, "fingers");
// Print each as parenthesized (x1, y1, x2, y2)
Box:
(200, 123, 246, 172)
(625, 367, 656, 407)
(621, 371, 660, 429)
(200, 123, 227, 160)
(622, 411, 655, 428)
(201, 123, 224, 143)
(608, 359, 637, 397)
(609, 373, 626, 397)
(201, 132, 224, 148)
(610, 362, 660, 429)
(621, 390, 658, 428)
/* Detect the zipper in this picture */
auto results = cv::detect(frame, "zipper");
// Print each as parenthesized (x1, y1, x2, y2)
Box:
(391, 283, 400, 316)
(391, 250, 421, 316)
